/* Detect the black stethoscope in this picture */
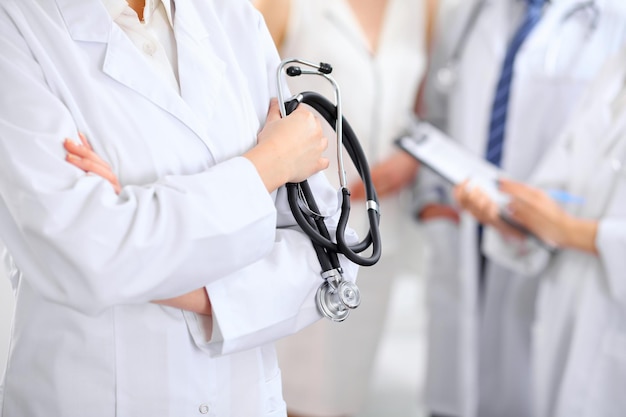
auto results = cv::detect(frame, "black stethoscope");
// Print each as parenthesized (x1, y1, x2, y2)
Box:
(276, 58, 382, 322)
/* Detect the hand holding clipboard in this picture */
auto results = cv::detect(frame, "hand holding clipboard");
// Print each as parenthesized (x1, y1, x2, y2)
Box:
(396, 121, 557, 250)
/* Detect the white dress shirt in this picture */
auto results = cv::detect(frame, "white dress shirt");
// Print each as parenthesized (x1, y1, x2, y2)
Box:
(102, 0, 180, 91)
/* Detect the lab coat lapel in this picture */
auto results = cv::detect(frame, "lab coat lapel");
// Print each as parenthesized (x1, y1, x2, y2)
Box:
(596, 51, 626, 157)
(55, 0, 111, 42)
(564, 52, 625, 199)
(173, 1, 226, 130)
(475, 0, 509, 59)
(55, 0, 212, 143)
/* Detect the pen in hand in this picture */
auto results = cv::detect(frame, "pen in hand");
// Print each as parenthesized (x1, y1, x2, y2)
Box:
(546, 189, 585, 205)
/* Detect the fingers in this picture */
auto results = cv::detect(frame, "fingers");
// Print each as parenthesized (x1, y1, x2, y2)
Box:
(319, 129, 328, 151)
(250, 101, 329, 188)
(64, 138, 110, 171)
(78, 132, 93, 151)
(319, 156, 330, 171)
(64, 133, 122, 194)
(66, 154, 108, 179)
(505, 198, 535, 227)
(265, 98, 282, 124)
(66, 154, 121, 194)
(500, 179, 547, 219)
(498, 178, 535, 201)
(293, 105, 323, 133)
(452, 180, 473, 207)
(454, 180, 498, 224)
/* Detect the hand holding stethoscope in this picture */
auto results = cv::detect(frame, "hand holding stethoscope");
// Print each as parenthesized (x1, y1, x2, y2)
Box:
(277, 58, 382, 322)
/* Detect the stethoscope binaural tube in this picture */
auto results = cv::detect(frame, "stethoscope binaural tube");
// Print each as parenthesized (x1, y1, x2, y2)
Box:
(435, 0, 488, 93)
(276, 58, 382, 321)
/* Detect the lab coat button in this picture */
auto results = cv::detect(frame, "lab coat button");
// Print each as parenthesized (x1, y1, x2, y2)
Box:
(198, 404, 210, 414)
(142, 42, 156, 56)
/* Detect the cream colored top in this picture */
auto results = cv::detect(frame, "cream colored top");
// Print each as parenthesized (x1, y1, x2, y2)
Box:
(102, 0, 179, 91)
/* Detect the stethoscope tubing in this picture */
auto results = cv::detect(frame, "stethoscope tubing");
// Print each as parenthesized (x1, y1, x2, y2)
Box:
(284, 91, 382, 266)
(286, 179, 342, 272)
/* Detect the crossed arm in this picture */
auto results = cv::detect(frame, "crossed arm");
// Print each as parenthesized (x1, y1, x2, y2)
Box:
(62, 99, 329, 315)
(64, 133, 213, 315)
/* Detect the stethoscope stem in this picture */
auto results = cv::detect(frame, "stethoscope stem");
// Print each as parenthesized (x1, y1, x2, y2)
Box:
(278, 60, 348, 188)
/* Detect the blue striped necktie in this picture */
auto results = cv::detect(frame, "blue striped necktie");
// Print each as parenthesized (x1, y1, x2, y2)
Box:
(485, 0, 546, 166)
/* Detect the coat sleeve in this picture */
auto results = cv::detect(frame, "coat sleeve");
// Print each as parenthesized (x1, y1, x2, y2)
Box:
(184, 171, 359, 356)
(484, 216, 626, 304)
(0, 4, 282, 315)
(596, 217, 626, 304)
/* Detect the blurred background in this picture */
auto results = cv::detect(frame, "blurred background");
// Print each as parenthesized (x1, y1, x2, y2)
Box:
(356, 259, 428, 417)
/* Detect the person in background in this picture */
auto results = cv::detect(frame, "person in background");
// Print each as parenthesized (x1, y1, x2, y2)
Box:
(0, 1, 358, 416)
(253, 0, 436, 416)
(415, 0, 626, 416)
(453, 43, 626, 416)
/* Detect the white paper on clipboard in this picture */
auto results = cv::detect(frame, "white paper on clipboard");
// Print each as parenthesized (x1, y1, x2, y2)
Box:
(396, 121, 555, 251)
(395, 121, 509, 205)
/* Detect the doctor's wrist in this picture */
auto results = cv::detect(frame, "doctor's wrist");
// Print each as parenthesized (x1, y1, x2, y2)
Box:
(243, 147, 289, 193)
(558, 216, 598, 255)
(152, 288, 212, 316)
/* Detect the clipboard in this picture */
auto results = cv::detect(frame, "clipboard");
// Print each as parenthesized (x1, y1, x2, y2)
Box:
(396, 121, 555, 251)
(395, 121, 509, 204)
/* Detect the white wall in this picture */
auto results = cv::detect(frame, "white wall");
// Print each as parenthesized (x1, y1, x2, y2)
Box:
(0, 266, 14, 374)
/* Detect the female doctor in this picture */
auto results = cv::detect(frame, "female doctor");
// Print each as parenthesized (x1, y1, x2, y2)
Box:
(0, 0, 357, 416)
(454, 45, 626, 417)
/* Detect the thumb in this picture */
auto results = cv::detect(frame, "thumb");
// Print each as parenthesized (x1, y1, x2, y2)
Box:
(265, 98, 282, 124)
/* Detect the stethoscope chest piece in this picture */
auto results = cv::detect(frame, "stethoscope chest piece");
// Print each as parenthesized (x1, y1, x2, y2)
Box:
(316, 279, 361, 322)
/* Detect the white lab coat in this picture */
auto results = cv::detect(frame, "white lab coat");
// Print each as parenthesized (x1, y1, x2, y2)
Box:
(0, 1, 357, 416)
(418, 0, 626, 415)
(483, 45, 626, 417)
